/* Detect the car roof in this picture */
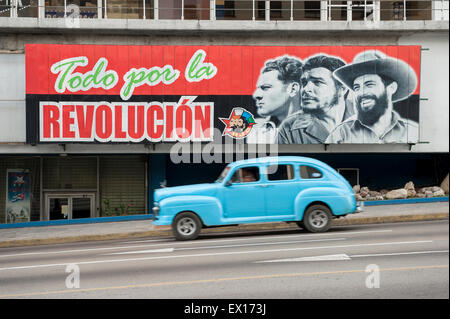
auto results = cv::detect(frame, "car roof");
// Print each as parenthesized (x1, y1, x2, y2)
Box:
(228, 156, 328, 169)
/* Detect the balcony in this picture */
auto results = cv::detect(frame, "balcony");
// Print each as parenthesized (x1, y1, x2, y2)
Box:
(0, 1, 448, 34)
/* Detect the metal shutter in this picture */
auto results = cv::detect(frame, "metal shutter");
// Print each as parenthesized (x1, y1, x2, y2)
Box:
(99, 156, 146, 216)
(43, 156, 97, 190)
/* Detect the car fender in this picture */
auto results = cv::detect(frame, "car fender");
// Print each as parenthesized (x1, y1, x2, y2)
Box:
(160, 195, 223, 226)
(294, 187, 355, 220)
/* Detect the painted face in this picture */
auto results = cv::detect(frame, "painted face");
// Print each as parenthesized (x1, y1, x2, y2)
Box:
(252, 70, 290, 118)
(300, 67, 339, 112)
(353, 74, 390, 125)
(230, 117, 244, 129)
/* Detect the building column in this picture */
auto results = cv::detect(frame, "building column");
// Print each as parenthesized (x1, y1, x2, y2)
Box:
(97, 0, 102, 18)
(347, 0, 352, 22)
(321, 0, 327, 21)
(38, 0, 45, 18)
(210, 0, 215, 20)
(433, 0, 449, 21)
(373, 0, 380, 22)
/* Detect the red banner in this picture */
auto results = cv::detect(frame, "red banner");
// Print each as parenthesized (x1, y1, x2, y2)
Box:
(26, 44, 421, 97)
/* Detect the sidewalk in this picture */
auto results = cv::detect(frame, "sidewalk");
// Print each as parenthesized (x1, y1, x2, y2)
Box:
(0, 201, 448, 248)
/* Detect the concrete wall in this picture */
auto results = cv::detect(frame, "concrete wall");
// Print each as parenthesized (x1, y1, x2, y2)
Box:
(0, 54, 26, 142)
(0, 28, 448, 154)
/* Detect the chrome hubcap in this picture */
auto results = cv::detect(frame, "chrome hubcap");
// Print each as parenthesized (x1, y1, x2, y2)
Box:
(309, 210, 328, 228)
(177, 217, 196, 236)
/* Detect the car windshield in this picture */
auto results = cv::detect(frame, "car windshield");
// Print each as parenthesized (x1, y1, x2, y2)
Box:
(216, 166, 230, 183)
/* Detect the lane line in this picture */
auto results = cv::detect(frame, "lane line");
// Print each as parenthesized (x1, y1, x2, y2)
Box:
(256, 254, 352, 263)
(256, 250, 450, 263)
(0, 264, 447, 298)
(102, 248, 175, 255)
(351, 250, 449, 258)
(0, 229, 392, 258)
(0, 240, 433, 272)
(101, 238, 347, 256)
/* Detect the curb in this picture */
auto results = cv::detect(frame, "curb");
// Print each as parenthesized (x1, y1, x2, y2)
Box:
(1, 196, 448, 230)
(0, 212, 448, 248)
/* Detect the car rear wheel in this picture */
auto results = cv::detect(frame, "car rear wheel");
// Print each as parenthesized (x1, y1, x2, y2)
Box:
(172, 212, 202, 241)
(302, 205, 332, 233)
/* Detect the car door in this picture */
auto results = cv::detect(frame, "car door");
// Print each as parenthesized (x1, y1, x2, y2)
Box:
(220, 165, 266, 222)
(262, 163, 298, 220)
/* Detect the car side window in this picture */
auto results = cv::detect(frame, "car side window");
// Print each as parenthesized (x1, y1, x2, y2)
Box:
(300, 165, 323, 179)
(231, 166, 260, 183)
(267, 164, 294, 181)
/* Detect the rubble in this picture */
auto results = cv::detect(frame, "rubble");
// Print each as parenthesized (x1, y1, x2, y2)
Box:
(352, 180, 448, 201)
(441, 174, 449, 194)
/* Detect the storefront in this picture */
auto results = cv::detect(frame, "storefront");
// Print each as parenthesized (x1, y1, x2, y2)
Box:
(0, 155, 147, 223)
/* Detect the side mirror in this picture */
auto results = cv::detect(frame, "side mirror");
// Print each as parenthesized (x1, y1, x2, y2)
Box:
(225, 180, 232, 187)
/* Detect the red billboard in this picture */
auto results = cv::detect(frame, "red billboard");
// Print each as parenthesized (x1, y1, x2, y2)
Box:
(25, 44, 421, 144)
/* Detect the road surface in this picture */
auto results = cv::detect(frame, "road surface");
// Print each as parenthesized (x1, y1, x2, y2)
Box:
(0, 220, 448, 299)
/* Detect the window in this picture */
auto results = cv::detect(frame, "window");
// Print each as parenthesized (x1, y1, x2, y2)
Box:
(270, 1, 282, 19)
(300, 166, 323, 179)
(45, 0, 98, 18)
(257, 0, 265, 19)
(231, 167, 260, 183)
(267, 164, 294, 181)
(304, 1, 321, 20)
(216, 0, 253, 20)
(216, 166, 230, 183)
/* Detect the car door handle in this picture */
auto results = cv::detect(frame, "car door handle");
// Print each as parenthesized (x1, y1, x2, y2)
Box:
(257, 185, 271, 188)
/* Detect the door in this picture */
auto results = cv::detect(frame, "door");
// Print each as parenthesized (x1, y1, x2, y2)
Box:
(221, 166, 266, 221)
(46, 193, 95, 220)
(263, 163, 298, 220)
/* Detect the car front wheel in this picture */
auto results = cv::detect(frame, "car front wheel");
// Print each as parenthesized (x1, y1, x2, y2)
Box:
(302, 205, 332, 233)
(172, 212, 202, 241)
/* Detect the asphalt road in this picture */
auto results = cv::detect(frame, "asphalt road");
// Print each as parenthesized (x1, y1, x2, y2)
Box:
(0, 220, 448, 299)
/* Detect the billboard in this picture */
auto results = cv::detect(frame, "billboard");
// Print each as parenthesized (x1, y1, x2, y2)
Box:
(25, 44, 421, 144)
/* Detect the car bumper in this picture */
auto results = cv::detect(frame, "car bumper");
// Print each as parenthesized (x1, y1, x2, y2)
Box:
(152, 215, 172, 226)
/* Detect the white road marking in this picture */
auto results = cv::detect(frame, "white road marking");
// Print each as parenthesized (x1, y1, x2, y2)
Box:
(0, 229, 392, 258)
(101, 238, 347, 256)
(351, 250, 449, 258)
(121, 239, 174, 244)
(0, 240, 432, 272)
(102, 248, 175, 255)
(257, 254, 352, 263)
(255, 250, 449, 263)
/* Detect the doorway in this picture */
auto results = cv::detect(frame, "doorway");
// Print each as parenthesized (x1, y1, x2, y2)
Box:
(45, 193, 95, 220)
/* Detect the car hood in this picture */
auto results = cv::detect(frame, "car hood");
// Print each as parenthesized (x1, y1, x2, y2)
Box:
(154, 183, 219, 202)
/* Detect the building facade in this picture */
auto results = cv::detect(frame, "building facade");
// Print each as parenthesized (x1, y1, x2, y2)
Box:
(0, 0, 448, 224)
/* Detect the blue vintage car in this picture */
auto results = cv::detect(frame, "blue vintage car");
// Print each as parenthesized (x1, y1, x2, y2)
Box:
(152, 156, 362, 240)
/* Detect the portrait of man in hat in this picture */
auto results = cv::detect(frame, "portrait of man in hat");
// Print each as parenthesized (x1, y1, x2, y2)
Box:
(246, 56, 303, 144)
(277, 54, 355, 144)
(326, 50, 419, 144)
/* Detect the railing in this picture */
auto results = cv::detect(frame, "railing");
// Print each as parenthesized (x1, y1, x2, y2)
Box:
(0, 1, 448, 21)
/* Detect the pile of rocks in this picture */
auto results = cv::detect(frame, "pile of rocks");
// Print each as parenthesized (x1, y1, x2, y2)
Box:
(353, 181, 448, 201)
